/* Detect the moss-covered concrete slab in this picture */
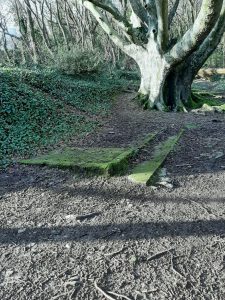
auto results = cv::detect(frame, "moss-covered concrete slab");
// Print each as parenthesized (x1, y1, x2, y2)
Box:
(20, 147, 136, 176)
(128, 130, 184, 185)
(20, 132, 159, 176)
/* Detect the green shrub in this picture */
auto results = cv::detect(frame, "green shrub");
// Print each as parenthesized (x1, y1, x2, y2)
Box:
(54, 47, 102, 75)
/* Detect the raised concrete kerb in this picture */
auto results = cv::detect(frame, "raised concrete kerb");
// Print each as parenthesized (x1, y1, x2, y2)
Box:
(128, 129, 184, 186)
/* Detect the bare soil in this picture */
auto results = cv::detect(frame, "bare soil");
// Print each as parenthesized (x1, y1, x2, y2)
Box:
(1, 82, 225, 300)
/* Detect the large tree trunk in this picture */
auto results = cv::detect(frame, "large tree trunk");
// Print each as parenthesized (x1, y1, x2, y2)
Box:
(136, 45, 169, 110)
(137, 65, 193, 111)
(134, 44, 194, 111)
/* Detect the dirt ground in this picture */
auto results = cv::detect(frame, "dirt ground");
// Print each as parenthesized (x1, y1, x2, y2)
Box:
(1, 82, 225, 300)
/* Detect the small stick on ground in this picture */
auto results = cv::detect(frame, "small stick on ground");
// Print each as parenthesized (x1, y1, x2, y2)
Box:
(51, 293, 68, 300)
(69, 287, 79, 300)
(147, 248, 174, 262)
(189, 200, 217, 217)
(170, 254, 185, 278)
(108, 291, 133, 300)
(94, 281, 116, 300)
(175, 164, 192, 167)
(104, 246, 126, 257)
(76, 212, 101, 221)
(94, 281, 133, 300)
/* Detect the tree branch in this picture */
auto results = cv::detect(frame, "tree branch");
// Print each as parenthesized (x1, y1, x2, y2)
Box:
(168, 0, 180, 28)
(167, 0, 223, 65)
(190, 1, 225, 75)
(79, 0, 137, 55)
(155, 0, 168, 51)
(86, 0, 129, 27)
(129, 0, 149, 26)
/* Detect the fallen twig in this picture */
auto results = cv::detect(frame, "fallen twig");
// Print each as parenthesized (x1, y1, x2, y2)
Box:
(176, 164, 192, 167)
(108, 291, 133, 300)
(189, 200, 217, 217)
(76, 212, 101, 221)
(170, 254, 185, 278)
(94, 281, 133, 300)
(147, 248, 174, 261)
(69, 287, 79, 300)
(135, 289, 158, 298)
(94, 281, 116, 300)
(51, 292, 68, 300)
(104, 246, 126, 257)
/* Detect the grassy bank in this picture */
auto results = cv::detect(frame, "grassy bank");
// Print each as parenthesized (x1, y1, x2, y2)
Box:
(0, 68, 132, 168)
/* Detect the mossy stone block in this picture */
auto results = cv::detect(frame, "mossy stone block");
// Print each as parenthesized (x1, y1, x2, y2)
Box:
(20, 147, 135, 176)
(20, 131, 160, 177)
(128, 130, 184, 185)
(20, 132, 159, 176)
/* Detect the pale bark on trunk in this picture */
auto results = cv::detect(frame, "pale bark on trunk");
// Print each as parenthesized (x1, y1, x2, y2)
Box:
(136, 59, 193, 111)
(135, 48, 169, 110)
(133, 42, 194, 111)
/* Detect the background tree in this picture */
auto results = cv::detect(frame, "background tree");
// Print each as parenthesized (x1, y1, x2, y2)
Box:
(0, 0, 122, 68)
(78, 0, 225, 111)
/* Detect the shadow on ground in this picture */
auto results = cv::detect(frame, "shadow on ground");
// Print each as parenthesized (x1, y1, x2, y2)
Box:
(1, 218, 225, 245)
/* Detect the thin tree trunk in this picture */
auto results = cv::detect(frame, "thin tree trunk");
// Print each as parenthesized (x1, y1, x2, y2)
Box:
(56, 0, 70, 50)
(25, 0, 39, 63)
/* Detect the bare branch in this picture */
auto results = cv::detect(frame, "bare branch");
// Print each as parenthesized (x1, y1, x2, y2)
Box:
(167, 0, 223, 65)
(190, 1, 225, 75)
(129, 0, 149, 25)
(86, 0, 129, 27)
(168, 0, 180, 27)
(155, 0, 168, 51)
(80, 0, 132, 52)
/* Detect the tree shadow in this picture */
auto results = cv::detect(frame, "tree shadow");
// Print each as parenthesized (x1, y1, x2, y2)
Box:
(0, 219, 225, 245)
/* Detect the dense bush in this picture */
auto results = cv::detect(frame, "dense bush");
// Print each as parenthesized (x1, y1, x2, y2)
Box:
(54, 47, 102, 75)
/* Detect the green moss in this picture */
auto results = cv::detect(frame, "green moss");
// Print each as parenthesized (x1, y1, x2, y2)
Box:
(128, 130, 184, 185)
(189, 91, 224, 110)
(216, 104, 225, 111)
(135, 93, 149, 110)
(20, 147, 135, 175)
(107, 149, 136, 175)
(20, 132, 159, 176)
